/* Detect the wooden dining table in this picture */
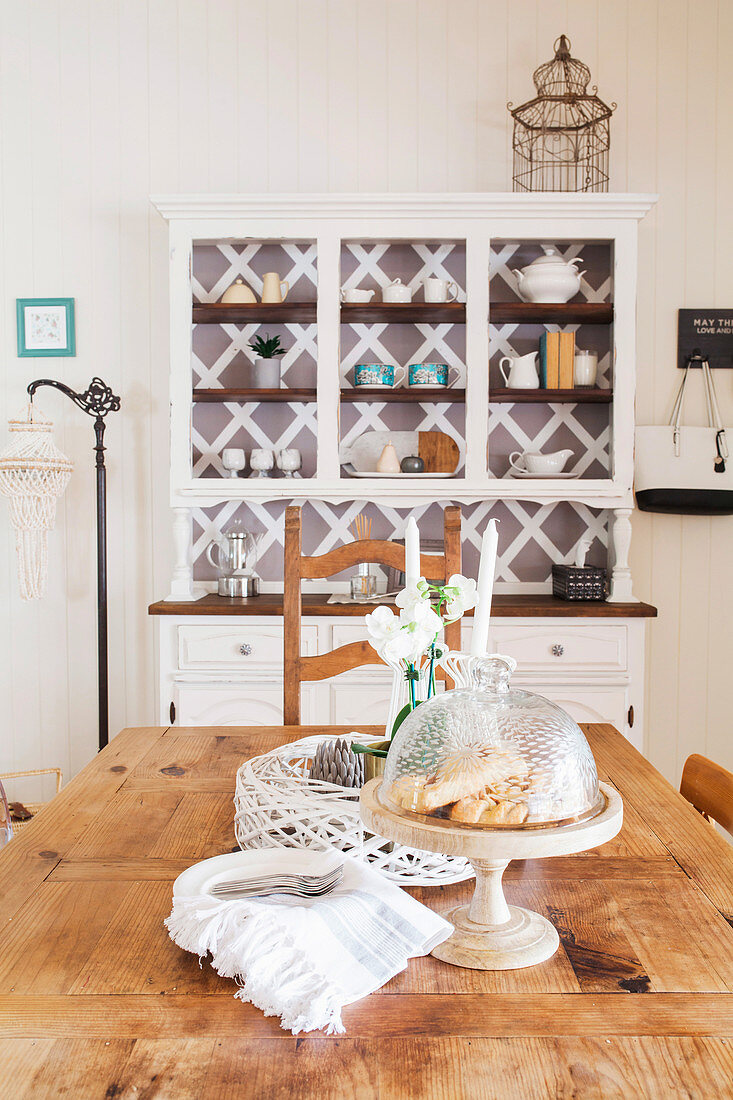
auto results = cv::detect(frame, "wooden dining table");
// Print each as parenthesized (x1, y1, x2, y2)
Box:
(1, 723, 733, 1098)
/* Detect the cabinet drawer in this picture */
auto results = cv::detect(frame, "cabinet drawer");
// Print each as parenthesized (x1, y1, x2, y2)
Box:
(178, 624, 317, 670)
(330, 623, 384, 667)
(488, 625, 627, 672)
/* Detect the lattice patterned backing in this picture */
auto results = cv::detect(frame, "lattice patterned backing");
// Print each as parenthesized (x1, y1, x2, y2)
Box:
(339, 242, 466, 470)
(489, 241, 612, 479)
(191, 242, 318, 479)
(193, 499, 607, 586)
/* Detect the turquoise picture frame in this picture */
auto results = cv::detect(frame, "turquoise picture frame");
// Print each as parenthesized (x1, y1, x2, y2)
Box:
(16, 297, 76, 357)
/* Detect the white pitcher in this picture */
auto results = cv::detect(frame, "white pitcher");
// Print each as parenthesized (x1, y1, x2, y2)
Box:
(499, 352, 540, 389)
(262, 272, 289, 303)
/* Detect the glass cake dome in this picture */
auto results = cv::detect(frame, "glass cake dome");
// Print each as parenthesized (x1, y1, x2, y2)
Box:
(381, 654, 603, 829)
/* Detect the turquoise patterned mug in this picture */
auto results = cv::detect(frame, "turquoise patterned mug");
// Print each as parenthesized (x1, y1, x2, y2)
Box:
(408, 363, 460, 388)
(354, 363, 406, 388)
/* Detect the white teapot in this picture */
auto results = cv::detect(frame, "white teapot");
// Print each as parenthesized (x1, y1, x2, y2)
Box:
(512, 247, 585, 304)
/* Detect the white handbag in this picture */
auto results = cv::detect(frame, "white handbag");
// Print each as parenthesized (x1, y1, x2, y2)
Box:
(635, 356, 733, 514)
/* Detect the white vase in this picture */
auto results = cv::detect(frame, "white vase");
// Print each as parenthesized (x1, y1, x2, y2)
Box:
(252, 357, 281, 389)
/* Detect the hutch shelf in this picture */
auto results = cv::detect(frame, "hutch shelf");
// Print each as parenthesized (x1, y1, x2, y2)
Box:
(340, 388, 466, 403)
(192, 388, 317, 403)
(340, 303, 466, 324)
(192, 302, 317, 323)
(489, 303, 614, 324)
(490, 388, 613, 403)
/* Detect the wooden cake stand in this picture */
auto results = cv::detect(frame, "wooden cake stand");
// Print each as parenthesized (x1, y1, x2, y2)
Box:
(360, 779, 622, 970)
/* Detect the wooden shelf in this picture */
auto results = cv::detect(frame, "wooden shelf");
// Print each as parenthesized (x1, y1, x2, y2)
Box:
(192, 388, 317, 403)
(341, 302, 466, 324)
(192, 302, 317, 323)
(491, 387, 613, 403)
(490, 303, 614, 325)
(340, 387, 466, 403)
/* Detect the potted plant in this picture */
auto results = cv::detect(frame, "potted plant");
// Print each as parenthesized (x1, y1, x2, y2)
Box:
(248, 333, 288, 389)
(352, 574, 477, 779)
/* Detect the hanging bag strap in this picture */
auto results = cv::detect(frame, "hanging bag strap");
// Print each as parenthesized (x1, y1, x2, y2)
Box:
(669, 358, 695, 456)
(701, 356, 729, 462)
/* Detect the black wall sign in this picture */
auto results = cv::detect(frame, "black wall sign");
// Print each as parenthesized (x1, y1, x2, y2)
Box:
(678, 309, 733, 368)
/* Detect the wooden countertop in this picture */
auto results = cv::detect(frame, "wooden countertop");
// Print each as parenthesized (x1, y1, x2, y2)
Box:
(149, 592, 658, 618)
(0, 722, 731, 1096)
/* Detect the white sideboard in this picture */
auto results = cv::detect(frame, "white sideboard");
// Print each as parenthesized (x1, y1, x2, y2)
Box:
(154, 606, 650, 752)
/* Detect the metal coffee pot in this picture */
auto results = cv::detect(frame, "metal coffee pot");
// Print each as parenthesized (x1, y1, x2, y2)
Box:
(206, 522, 262, 597)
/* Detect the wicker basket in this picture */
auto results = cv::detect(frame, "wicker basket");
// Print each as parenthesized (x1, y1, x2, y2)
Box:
(0, 768, 63, 835)
(234, 735, 472, 886)
(552, 564, 609, 601)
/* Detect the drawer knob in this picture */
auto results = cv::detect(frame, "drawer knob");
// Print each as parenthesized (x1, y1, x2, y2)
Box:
(239, 643, 253, 656)
(551, 644, 565, 657)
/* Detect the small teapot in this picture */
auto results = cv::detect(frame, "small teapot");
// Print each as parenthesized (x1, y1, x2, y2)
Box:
(513, 246, 585, 304)
(499, 352, 540, 389)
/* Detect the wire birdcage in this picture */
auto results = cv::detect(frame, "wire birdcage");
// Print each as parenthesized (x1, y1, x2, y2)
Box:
(509, 35, 615, 193)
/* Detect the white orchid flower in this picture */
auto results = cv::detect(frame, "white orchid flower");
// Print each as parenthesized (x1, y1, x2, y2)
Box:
(442, 574, 478, 622)
(395, 578, 430, 617)
(364, 605, 400, 656)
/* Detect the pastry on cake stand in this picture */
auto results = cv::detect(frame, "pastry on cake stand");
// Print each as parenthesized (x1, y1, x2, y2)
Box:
(359, 653, 623, 970)
(361, 777, 622, 969)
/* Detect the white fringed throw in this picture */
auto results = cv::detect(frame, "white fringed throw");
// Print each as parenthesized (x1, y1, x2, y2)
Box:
(166, 854, 452, 1035)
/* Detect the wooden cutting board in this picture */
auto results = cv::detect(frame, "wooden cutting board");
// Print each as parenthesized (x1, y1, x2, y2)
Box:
(418, 430, 460, 473)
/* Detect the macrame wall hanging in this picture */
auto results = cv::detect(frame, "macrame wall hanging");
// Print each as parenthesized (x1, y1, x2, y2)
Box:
(0, 403, 73, 600)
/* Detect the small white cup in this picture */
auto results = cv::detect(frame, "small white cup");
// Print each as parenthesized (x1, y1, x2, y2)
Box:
(276, 448, 302, 477)
(574, 350, 598, 386)
(250, 448, 274, 478)
(423, 277, 458, 303)
(222, 448, 245, 478)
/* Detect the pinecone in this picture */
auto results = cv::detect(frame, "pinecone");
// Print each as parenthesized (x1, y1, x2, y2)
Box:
(309, 737, 365, 788)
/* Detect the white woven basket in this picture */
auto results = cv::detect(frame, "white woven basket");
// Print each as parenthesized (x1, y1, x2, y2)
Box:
(233, 735, 472, 886)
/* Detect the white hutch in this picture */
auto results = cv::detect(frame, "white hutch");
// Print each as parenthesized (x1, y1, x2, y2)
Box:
(149, 193, 657, 752)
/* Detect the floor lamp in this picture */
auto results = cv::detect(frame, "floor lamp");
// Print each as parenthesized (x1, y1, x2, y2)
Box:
(27, 377, 121, 752)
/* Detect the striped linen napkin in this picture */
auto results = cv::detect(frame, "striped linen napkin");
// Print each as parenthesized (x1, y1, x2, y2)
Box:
(166, 851, 452, 1035)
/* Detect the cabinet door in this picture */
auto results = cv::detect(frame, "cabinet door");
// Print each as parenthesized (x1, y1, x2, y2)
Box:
(522, 682, 629, 735)
(173, 682, 285, 726)
(328, 676, 393, 727)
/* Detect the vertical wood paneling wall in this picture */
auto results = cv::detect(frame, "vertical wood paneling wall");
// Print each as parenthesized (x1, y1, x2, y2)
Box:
(1, 0, 731, 790)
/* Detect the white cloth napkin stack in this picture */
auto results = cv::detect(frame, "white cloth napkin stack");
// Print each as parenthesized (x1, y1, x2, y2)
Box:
(166, 852, 452, 1035)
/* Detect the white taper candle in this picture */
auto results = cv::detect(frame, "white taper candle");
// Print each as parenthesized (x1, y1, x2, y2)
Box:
(405, 516, 420, 588)
(470, 518, 499, 656)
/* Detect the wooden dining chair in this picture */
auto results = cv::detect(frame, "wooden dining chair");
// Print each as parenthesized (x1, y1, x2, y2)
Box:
(680, 753, 733, 837)
(283, 505, 462, 725)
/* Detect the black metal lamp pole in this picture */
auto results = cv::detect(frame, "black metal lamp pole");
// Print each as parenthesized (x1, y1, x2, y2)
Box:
(26, 377, 121, 752)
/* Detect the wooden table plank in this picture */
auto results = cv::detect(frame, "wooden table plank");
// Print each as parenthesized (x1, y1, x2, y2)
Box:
(1, 992, 732, 1039)
(1, 722, 733, 1097)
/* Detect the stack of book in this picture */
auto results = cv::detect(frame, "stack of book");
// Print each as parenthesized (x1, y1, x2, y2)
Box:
(539, 331, 575, 389)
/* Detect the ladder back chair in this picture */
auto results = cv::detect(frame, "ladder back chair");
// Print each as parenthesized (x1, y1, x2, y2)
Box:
(680, 753, 733, 837)
(283, 505, 462, 725)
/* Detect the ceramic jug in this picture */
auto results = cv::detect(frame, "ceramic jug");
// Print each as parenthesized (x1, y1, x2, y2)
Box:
(499, 352, 540, 389)
(262, 272, 289, 303)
